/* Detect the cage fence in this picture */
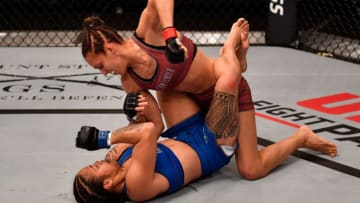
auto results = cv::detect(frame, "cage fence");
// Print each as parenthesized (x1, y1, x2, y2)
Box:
(0, 0, 359, 64)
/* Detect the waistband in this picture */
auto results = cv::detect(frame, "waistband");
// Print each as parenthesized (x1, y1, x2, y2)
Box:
(161, 112, 205, 138)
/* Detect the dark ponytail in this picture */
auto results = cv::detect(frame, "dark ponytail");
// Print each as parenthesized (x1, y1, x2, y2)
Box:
(73, 173, 125, 203)
(81, 16, 124, 57)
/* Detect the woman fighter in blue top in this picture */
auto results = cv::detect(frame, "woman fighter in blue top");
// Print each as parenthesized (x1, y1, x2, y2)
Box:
(73, 89, 337, 203)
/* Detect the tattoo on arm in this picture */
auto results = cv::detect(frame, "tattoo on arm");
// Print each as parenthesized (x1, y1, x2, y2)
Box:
(113, 124, 143, 134)
(206, 91, 238, 139)
(111, 123, 146, 144)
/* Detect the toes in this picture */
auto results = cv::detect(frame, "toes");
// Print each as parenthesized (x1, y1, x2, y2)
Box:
(329, 149, 337, 157)
(240, 21, 249, 29)
(235, 18, 246, 26)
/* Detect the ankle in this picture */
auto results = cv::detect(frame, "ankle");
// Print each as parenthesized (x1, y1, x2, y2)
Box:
(293, 126, 308, 148)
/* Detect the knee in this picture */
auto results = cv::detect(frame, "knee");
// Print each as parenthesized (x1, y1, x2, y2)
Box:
(217, 72, 241, 93)
(237, 162, 265, 180)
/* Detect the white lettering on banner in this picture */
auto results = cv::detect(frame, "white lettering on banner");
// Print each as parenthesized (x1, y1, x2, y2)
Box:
(270, 0, 284, 16)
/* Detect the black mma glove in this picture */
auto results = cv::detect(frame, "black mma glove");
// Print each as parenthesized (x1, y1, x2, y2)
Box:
(123, 92, 140, 122)
(162, 27, 185, 64)
(76, 126, 110, 151)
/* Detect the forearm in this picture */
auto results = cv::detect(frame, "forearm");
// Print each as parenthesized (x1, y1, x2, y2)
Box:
(149, 0, 174, 28)
(124, 122, 160, 201)
(120, 91, 163, 201)
(137, 91, 164, 130)
(75, 89, 164, 150)
(112, 91, 164, 144)
(110, 122, 158, 145)
(75, 96, 163, 151)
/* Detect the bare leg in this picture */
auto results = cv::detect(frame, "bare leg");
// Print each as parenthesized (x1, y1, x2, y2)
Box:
(235, 110, 337, 180)
(206, 19, 246, 146)
(222, 18, 337, 180)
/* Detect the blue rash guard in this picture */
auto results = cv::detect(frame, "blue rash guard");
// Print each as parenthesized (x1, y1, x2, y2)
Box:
(119, 112, 232, 196)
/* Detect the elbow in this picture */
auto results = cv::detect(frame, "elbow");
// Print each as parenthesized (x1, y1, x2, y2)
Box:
(156, 121, 164, 134)
(150, 121, 164, 136)
(147, 115, 164, 135)
(143, 122, 163, 140)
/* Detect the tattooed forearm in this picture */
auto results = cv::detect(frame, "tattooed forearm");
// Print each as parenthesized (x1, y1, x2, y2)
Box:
(110, 123, 148, 144)
(113, 123, 143, 135)
(206, 91, 239, 139)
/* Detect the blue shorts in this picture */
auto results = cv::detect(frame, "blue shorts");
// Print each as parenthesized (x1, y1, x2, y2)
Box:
(161, 112, 232, 177)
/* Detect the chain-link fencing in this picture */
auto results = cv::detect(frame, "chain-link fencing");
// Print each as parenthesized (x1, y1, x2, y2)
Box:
(0, 0, 359, 64)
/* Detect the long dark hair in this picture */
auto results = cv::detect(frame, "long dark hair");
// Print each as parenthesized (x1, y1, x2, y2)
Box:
(73, 173, 125, 203)
(81, 16, 124, 57)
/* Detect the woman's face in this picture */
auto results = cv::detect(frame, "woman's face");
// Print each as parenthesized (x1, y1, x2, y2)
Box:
(79, 159, 121, 182)
(85, 48, 128, 76)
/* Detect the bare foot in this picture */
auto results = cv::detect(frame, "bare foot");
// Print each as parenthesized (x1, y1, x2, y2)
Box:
(236, 18, 250, 52)
(236, 18, 249, 72)
(225, 18, 247, 49)
(219, 18, 246, 55)
(220, 18, 249, 72)
(299, 125, 337, 157)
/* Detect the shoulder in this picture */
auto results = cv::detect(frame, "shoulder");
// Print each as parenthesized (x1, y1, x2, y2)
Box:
(126, 170, 169, 202)
(105, 143, 132, 161)
(121, 73, 143, 93)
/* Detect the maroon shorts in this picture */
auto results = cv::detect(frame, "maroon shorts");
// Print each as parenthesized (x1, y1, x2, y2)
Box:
(192, 77, 254, 112)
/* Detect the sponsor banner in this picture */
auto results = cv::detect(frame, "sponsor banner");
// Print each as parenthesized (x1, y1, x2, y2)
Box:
(0, 62, 126, 111)
(254, 92, 360, 176)
(266, 0, 298, 46)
